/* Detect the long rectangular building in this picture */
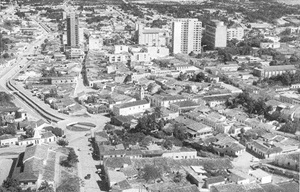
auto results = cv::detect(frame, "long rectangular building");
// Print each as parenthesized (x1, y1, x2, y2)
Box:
(253, 65, 297, 78)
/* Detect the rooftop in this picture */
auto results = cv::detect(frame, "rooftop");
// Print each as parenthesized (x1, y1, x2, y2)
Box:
(171, 100, 201, 108)
(115, 100, 149, 109)
(205, 176, 225, 185)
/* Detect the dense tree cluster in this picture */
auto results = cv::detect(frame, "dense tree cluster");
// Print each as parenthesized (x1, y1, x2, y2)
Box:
(120, 4, 144, 18)
(257, 48, 286, 62)
(226, 92, 272, 116)
(0, 33, 13, 55)
(1, 178, 36, 192)
(133, 112, 165, 135)
(57, 139, 69, 147)
(86, 15, 112, 24)
(41, 67, 62, 77)
(144, 1, 300, 24)
(279, 121, 299, 134)
(141, 165, 162, 182)
(39, 8, 63, 21)
(150, 19, 167, 28)
(279, 36, 297, 43)
(60, 149, 79, 167)
(0, 92, 13, 106)
(0, 124, 17, 136)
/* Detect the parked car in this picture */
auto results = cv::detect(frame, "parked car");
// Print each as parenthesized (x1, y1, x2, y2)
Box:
(84, 174, 91, 180)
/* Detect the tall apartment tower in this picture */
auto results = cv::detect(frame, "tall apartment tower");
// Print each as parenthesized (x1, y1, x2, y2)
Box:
(205, 20, 227, 49)
(66, 12, 79, 47)
(172, 18, 202, 55)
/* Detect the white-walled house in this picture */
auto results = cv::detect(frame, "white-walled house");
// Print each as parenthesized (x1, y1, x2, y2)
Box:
(0, 135, 18, 146)
(162, 148, 197, 159)
(112, 100, 150, 116)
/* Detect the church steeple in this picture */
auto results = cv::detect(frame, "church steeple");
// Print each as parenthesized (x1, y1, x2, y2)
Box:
(138, 85, 144, 100)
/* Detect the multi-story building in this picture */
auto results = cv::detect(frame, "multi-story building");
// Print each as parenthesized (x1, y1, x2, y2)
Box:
(253, 65, 297, 78)
(172, 18, 202, 54)
(66, 12, 79, 47)
(205, 20, 227, 48)
(149, 95, 188, 108)
(227, 24, 244, 41)
(136, 24, 169, 47)
(112, 100, 150, 116)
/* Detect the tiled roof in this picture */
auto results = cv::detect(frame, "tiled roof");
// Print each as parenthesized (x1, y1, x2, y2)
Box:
(262, 65, 296, 71)
(205, 176, 225, 185)
(104, 157, 132, 169)
(115, 100, 149, 109)
(211, 183, 246, 192)
(0, 134, 17, 141)
(41, 131, 55, 139)
(23, 144, 49, 163)
(171, 100, 200, 108)
(249, 140, 282, 155)
(0, 107, 19, 112)
(36, 119, 47, 127)
(164, 185, 200, 192)
(120, 166, 138, 177)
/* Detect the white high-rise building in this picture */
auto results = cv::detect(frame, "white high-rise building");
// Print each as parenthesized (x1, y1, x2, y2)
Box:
(172, 18, 202, 55)
(205, 20, 227, 48)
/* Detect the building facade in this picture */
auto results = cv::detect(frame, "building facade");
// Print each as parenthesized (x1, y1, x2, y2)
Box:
(66, 12, 79, 47)
(253, 65, 296, 78)
(136, 24, 169, 47)
(172, 18, 202, 54)
(227, 24, 244, 41)
(205, 20, 227, 48)
(112, 100, 150, 116)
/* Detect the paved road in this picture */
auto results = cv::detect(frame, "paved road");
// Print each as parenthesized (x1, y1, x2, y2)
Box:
(0, 19, 50, 120)
(232, 151, 256, 172)
(66, 128, 107, 192)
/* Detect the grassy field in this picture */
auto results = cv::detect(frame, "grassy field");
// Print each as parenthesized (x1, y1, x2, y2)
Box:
(66, 125, 90, 132)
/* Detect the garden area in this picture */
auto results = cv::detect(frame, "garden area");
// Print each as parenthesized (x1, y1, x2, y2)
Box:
(56, 147, 82, 192)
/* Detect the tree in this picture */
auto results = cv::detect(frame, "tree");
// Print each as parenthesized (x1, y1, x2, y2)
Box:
(279, 121, 298, 134)
(60, 149, 78, 167)
(142, 165, 161, 182)
(2, 178, 21, 191)
(173, 172, 182, 183)
(52, 127, 64, 137)
(57, 139, 69, 147)
(25, 128, 34, 138)
(67, 149, 79, 164)
(134, 114, 157, 134)
(173, 124, 187, 141)
(163, 139, 172, 150)
(154, 107, 162, 119)
(2, 52, 9, 59)
(4, 125, 16, 135)
(38, 181, 54, 192)
(177, 73, 188, 81)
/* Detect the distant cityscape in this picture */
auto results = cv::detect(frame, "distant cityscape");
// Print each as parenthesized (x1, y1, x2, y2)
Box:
(0, 0, 300, 192)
